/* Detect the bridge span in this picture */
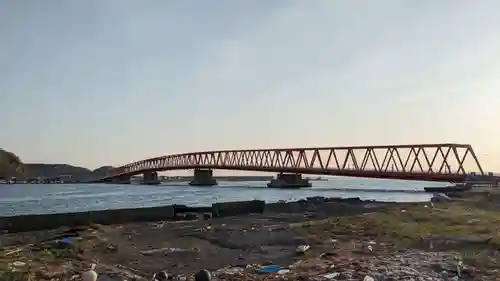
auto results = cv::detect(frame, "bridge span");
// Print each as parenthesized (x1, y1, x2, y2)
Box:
(97, 143, 485, 185)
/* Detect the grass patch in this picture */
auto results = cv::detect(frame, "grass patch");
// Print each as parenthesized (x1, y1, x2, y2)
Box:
(363, 203, 500, 243)
(0, 241, 84, 281)
(294, 201, 500, 268)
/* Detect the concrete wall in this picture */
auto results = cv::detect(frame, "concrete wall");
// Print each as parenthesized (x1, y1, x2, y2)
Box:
(0, 200, 265, 233)
(0, 205, 175, 233)
(0, 197, 378, 233)
(211, 200, 265, 218)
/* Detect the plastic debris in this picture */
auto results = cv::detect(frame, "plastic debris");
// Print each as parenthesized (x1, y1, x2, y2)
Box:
(296, 244, 310, 253)
(277, 269, 290, 275)
(58, 237, 74, 244)
(12, 261, 26, 267)
(363, 276, 375, 281)
(322, 272, 340, 279)
(367, 245, 373, 252)
(216, 267, 244, 275)
(255, 265, 283, 273)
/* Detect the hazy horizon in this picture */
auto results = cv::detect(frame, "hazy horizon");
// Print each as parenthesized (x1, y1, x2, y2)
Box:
(2, 0, 500, 174)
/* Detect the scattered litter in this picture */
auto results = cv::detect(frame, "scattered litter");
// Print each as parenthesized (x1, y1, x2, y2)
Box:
(58, 237, 74, 245)
(322, 272, 340, 279)
(152, 270, 169, 281)
(216, 267, 244, 275)
(277, 269, 290, 274)
(82, 263, 98, 281)
(152, 222, 166, 229)
(255, 265, 283, 273)
(140, 247, 198, 255)
(4, 247, 24, 256)
(296, 244, 310, 253)
(12, 261, 26, 267)
(363, 275, 375, 281)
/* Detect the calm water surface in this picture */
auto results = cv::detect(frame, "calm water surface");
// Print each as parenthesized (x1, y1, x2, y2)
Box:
(0, 178, 446, 216)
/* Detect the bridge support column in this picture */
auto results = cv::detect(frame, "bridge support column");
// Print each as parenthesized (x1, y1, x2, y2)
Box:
(141, 171, 160, 185)
(111, 175, 131, 184)
(189, 169, 218, 186)
(267, 173, 312, 188)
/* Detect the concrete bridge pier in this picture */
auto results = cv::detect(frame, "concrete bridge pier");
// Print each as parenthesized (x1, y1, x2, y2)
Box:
(267, 173, 312, 188)
(141, 171, 161, 185)
(111, 175, 131, 184)
(189, 168, 218, 186)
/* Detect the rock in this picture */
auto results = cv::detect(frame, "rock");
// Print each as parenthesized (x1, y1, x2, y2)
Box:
(431, 193, 452, 202)
(81, 264, 98, 281)
(152, 270, 169, 281)
(194, 269, 211, 281)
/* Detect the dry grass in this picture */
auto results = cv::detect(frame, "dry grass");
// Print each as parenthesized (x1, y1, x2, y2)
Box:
(296, 202, 499, 241)
(364, 203, 499, 241)
(0, 241, 85, 281)
(294, 201, 500, 268)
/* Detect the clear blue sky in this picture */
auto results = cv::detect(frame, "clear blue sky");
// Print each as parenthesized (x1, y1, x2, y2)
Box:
(1, 0, 499, 172)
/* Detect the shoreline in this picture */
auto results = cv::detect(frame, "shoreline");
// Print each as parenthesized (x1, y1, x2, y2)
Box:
(1, 190, 499, 280)
(0, 196, 389, 233)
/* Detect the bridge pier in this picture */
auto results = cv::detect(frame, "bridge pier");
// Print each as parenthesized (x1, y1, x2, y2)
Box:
(189, 169, 218, 186)
(141, 171, 161, 185)
(267, 173, 312, 188)
(111, 175, 131, 184)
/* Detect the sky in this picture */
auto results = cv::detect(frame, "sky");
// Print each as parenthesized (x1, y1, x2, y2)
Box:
(1, 0, 500, 173)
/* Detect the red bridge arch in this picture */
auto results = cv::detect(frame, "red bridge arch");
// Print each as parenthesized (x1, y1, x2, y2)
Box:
(101, 143, 485, 182)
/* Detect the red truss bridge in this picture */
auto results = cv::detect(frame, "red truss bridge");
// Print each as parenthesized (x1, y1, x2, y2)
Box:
(99, 143, 485, 183)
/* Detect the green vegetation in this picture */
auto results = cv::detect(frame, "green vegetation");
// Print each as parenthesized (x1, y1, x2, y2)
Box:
(0, 149, 25, 179)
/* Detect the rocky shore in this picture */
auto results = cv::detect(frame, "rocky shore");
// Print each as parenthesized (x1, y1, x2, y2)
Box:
(1, 191, 500, 280)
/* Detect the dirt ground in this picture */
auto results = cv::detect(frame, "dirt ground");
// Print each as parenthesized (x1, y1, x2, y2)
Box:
(1, 191, 500, 280)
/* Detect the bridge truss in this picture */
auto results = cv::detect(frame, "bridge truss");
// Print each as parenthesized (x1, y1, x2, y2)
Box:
(105, 143, 484, 182)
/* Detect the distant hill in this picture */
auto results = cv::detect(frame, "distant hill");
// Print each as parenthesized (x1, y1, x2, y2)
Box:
(0, 149, 26, 179)
(92, 166, 115, 178)
(25, 163, 91, 177)
(24, 164, 115, 181)
(0, 148, 115, 181)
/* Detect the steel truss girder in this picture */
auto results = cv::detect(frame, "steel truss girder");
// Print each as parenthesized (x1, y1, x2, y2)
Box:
(105, 143, 484, 182)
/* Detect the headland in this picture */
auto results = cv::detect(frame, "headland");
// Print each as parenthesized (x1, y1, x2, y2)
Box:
(0, 148, 115, 183)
